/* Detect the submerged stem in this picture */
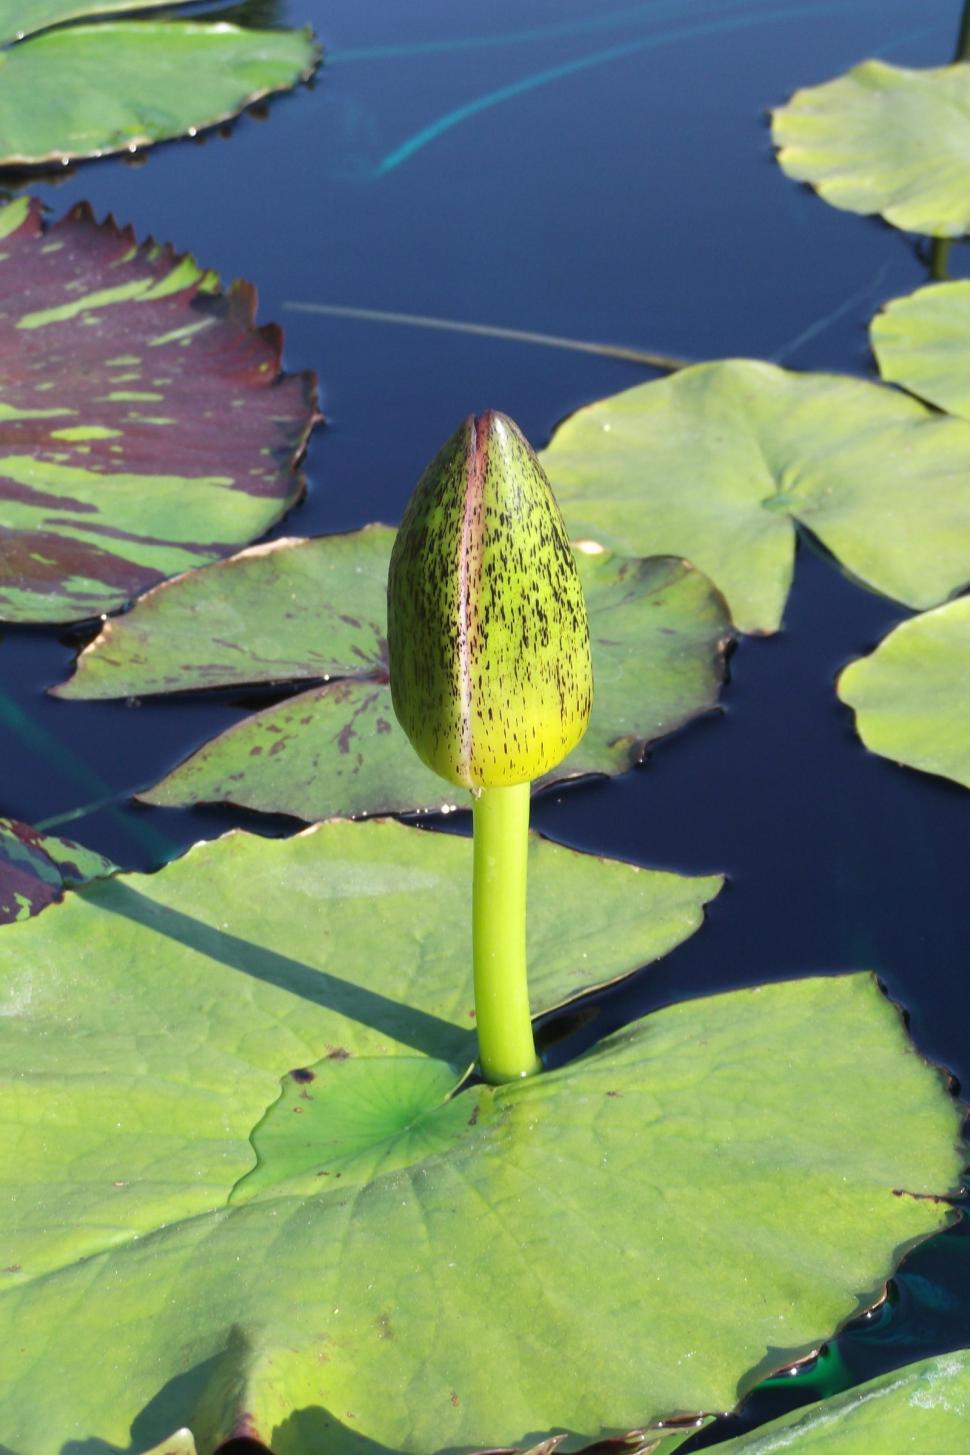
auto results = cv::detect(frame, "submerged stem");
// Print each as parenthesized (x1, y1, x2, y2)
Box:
(472, 782, 541, 1084)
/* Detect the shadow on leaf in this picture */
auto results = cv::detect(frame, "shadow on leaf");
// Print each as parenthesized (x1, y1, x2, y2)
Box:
(91, 881, 460, 1061)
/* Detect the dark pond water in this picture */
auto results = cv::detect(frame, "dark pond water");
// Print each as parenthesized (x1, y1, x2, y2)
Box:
(3, 0, 969, 1444)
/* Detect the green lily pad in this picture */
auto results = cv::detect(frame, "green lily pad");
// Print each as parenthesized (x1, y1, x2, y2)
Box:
(0, 10, 319, 167)
(838, 596, 970, 791)
(871, 280, 970, 420)
(0, 815, 114, 923)
(233, 1055, 475, 1202)
(137, 1434, 200, 1455)
(0, 824, 958, 1455)
(0, 197, 318, 625)
(0, 817, 722, 1279)
(540, 360, 970, 633)
(53, 526, 731, 819)
(771, 60, 970, 238)
(136, 1431, 700, 1455)
(4, 1, 177, 44)
(705, 1350, 970, 1452)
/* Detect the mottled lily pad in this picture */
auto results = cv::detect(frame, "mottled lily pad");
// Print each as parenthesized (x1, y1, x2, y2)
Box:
(871, 280, 970, 420)
(772, 60, 970, 238)
(707, 1350, 970, 1452)
(0, 819, 958, 1455)
(53, 526, 731, 819)
(540, 360, 970, 633)
(0, 197, 317, 624)
(838, 596, 970, 791)
(0, 8, 319, 166)
(0, 815, 115, 922)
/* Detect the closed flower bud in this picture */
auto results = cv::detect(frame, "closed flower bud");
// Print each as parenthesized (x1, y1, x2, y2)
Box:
(388, 410, 593, 789)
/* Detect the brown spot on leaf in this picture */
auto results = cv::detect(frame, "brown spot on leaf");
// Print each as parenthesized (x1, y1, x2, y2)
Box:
(892, 1188, 950, 1204)
(326, 1045, 350, 1060)
(291, 1067, 315, 1083)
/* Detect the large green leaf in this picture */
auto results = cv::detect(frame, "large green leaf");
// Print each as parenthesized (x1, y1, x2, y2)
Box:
(703, 1350, 970, 1452)
(0, 818, 722, 1278)
(771, 61, 970, 238)
(0, 820, 958, 1455)
(3, 0, 175, 44)
(0, 197, 317, 624)
(0, 15, 319, 166)
(838, 596, 970, 791)
(0, 815, 114, 922)
(53, 527, 731, 818)
(871, 280, 970, 420)
(540, 361, 970, 633)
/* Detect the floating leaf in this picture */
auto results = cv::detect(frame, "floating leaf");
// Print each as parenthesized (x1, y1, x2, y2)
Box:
(54, 526, 731, 819)
(137, 1433, 199, 1455)
(233, 1055, 475, 1202)
(0, 197, 317, 624)
(540, 360, 970, 633)
(838, 596, 970, 791)
(706, 1350, 970, 1452)
(871, 280, 970, 420)
(0, 820, 958, 1455)
(0, 10, 319, 166)
(771, 61, 970, 238)
(0, 815, 114, 923)
(0, 818, 721, 1278)
(2, 0, 176, 45)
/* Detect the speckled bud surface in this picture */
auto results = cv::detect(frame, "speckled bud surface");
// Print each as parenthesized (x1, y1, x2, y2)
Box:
(387, 411, 593, 788)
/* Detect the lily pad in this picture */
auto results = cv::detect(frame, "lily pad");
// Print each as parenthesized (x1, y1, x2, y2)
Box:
(539, 360, 970, 633)
(0, 817, 958, 1455)
(0, 817, 722, 1278)
(53, 526, 732, 819)
(870, 280, 970, 420)
(0, 10, 319, 166)
(4, 1, 178, 44)
(705, 1350, 970, 1452)
(0, 197, 318, 624)
(838, 596, 970, 791)
(771, 61, 970, 238)
(0, 815, 114, 922)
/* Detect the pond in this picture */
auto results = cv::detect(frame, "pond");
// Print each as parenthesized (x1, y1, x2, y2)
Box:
(2, 0, 969, 1448)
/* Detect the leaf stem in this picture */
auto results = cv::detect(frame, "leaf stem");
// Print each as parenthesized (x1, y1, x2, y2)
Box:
(472, 782, 541, 1084)
(283, 301, 688, 372)
(929, 237, 952, 280)
(956, 0, 970, 60)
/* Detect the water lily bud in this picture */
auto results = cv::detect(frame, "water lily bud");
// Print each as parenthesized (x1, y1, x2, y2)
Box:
(388, 410, 592, 789)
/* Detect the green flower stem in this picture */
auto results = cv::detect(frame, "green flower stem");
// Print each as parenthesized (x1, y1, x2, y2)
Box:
(472, 782, 542, 1084)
